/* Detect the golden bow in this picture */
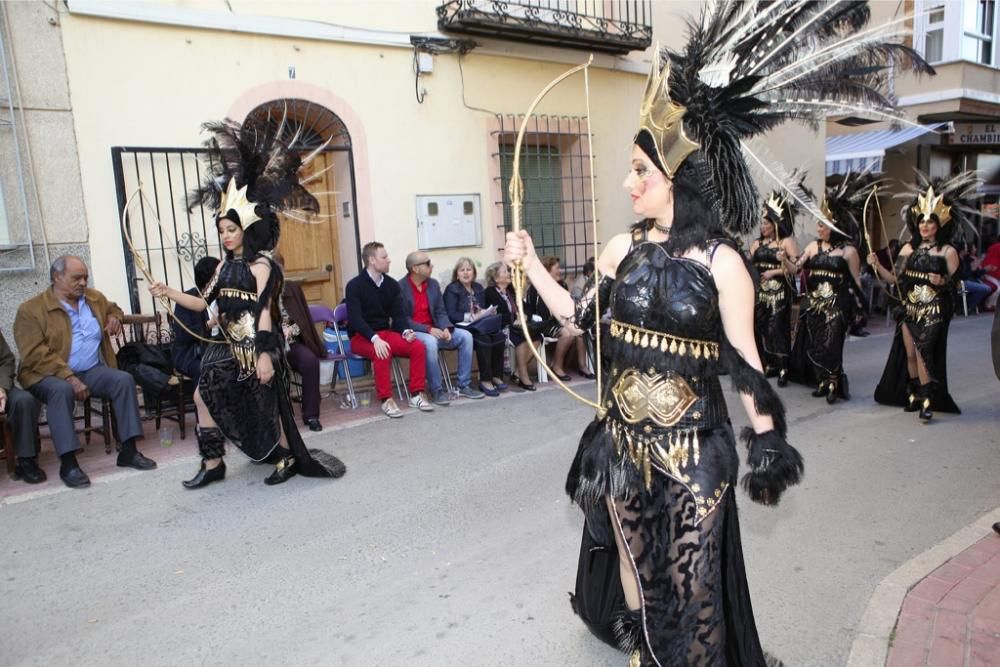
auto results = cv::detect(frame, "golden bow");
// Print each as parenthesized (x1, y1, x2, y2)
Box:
(120, 183, 226, 345)
(508, 56, 602, 412)
(862, 185, 902, 300)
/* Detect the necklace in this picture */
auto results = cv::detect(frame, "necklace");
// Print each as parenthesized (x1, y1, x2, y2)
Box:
(652, 220, 672, 234)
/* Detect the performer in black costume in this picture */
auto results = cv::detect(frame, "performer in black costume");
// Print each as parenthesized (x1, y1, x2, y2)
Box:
(505, 4, 930, 664)
(151, 115, 346, 488)
(869, 172, 976, 422)
(785, 171, 877, 403)
(750, 190, 801, 387)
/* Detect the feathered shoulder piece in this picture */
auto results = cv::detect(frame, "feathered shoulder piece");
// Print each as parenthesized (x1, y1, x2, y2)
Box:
(646, 0, 933, 235)
(823, 167, 887, 244)
(896, 171, 990, 246)
(188, 110, 325, 229)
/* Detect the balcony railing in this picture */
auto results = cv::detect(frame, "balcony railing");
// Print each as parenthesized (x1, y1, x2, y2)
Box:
(437, 1, 652, 55)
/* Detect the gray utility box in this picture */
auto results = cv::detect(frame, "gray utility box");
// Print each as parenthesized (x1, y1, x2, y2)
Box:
(415, 194, 482, 249)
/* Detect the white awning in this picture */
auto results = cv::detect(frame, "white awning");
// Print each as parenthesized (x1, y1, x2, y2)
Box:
(826, 124, 943, 162)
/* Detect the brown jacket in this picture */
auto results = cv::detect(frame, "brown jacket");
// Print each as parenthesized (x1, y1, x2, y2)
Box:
(0, 330, 15, 391)
(13, 288, 125, 388)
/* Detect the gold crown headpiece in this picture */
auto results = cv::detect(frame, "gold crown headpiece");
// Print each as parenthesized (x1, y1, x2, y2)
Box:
(912, 186, 951, 226)
(765, 192, 785, 219)
(638, 46, 700, 179)
(217, 177, 263, 229)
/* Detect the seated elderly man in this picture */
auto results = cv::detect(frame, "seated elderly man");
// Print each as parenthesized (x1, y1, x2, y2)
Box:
(398, 251, 483, 406)
(14, 255, 156, 488)
(2, 330, 43, 484)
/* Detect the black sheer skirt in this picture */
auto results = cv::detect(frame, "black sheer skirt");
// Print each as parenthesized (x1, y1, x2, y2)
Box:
(199, 337, 281, 461)
(874, 315, 960, 413)
(788, 303, 851, 398)
(754, 280, 794, 374)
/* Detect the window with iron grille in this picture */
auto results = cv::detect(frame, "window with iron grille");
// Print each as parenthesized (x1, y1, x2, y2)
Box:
(493, 114, 596, 276)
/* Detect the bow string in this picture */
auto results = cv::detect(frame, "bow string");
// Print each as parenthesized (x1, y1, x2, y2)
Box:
(508, 56, 602, 413)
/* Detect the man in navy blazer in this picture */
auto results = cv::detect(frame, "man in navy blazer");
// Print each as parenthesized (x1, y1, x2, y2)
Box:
(399, 251, 483, 405)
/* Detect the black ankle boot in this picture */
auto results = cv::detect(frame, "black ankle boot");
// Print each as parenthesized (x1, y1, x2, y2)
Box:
(811, 381, 827, 397)
(183, 460, 226, 489)
(825, 376, 838, 404)
(904, 379, 920, 412)
(918, 383, 934, 423)
(776, 367, 788, 387)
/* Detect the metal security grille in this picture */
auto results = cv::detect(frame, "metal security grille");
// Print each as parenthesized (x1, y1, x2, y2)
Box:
(112, 147, 221, 315)
(493, 114, 596, 274)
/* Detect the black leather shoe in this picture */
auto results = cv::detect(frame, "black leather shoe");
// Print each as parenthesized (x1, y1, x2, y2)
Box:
(60, 466, 91, 489)
(516, 379, 536, 392)
(305, 418, 323, 432)
(182, 461, 226, 489)
(776, 369, 788, 387)
(919, 398, 933, 423)
(579, 370, 596, 380)
(14, 458, 47, 484)
(264, 456, 297, 486)
(811, 382, 827, 397)
(117, 451, 157, 470)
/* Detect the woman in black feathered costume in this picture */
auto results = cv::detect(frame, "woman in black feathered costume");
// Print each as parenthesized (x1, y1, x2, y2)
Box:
(150, 116, 346, 488)
(750, 188, 802, 386)
(785, 171, 877, 403)
(506, 2, 930, 664)
(869, 172, 973, 422)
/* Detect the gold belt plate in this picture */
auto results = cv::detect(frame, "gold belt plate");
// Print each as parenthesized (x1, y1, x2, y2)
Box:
(612, 369, 698, 427)
(908, 284, 936, 305)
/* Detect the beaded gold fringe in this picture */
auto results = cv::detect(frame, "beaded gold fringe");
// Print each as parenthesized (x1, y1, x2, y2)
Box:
(609, 320, 720, 360)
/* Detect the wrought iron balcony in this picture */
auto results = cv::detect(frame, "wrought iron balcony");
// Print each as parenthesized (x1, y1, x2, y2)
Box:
(437, 1, 652, 55)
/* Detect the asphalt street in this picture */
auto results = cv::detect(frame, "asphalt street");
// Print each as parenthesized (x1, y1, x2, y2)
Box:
(1, 314, 997, 667)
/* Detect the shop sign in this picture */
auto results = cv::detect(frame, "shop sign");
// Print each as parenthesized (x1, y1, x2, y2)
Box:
(953, 123, 1000, 145)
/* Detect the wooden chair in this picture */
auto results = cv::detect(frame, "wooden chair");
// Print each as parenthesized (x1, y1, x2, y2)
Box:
(111, 313, 194, 440)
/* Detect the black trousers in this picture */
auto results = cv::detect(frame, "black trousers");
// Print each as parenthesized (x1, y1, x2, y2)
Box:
(286, 342, 320, 421)
(4, 386, 41, 458)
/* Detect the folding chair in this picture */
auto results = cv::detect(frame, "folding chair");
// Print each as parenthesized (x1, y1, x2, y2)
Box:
(312, 303, 361, 410)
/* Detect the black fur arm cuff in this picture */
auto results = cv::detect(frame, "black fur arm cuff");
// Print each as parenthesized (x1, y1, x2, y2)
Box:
(255, 330, 282, 357)
(740, 427, 803, 507)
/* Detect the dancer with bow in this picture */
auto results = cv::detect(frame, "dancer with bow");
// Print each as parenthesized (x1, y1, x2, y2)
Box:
(150, 114, 346, 488)
(870, 172, 977, 422)
(505, 2, 931, 664)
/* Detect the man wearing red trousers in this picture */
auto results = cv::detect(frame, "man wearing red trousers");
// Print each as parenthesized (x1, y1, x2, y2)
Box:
(345, 241, 434, 418)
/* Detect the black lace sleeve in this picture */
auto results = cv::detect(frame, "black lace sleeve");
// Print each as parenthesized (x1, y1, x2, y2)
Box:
(572, 275, 614, 332)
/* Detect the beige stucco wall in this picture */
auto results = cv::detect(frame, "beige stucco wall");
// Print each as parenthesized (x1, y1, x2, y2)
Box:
(45, 0, 825, 313)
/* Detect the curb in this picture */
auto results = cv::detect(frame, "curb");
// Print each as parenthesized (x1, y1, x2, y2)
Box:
(846, 506, 1000, 667)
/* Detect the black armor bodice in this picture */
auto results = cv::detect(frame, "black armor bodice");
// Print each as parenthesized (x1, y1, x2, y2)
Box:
(804, 249, 850, 290)
(204, 258, 260, 379)
(751, 243, 781, 273)
(900, 247, 953, 323)
(610, 241, 722, 350)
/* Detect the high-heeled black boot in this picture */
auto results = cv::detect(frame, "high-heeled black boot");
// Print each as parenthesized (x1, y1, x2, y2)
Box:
(903, 378, 920, 412)
(918, 383, 934, 423)
(811, 380, 827, 397)
(183, 426, 227, 489)
(825, 375, 839, 404)
(776, 365, 788, 387)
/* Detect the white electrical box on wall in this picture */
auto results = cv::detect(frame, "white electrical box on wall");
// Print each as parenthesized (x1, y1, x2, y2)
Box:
(415, 194, 482, 249)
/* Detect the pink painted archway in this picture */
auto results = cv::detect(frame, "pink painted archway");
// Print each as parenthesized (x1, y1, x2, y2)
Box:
(227, 81, 375, 264)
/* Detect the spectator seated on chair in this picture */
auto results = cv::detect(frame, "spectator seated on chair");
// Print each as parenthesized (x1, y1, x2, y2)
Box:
(524, 255, 592, 381)
(273, 252, 327, 432)
(980, 236, 1000, 312)
(444, 257, 508, 397)
(484, 261, 540, 391)
(958, 243, 992, 313)
(171, 256, 220, 380)
(344, 241, 434, 419)
(13, 255, 156, 489)
(2, 329, 42, 484)
(398, 251, 483, 406)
